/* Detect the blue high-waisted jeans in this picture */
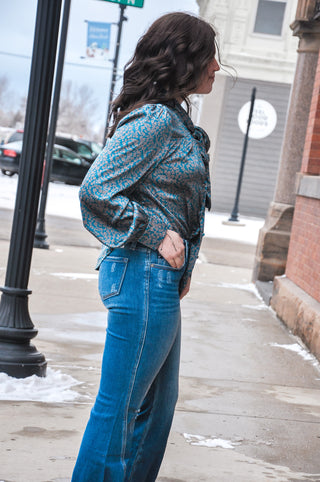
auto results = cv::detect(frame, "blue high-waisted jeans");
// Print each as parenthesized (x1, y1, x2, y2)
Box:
(72, 242, 188, 482)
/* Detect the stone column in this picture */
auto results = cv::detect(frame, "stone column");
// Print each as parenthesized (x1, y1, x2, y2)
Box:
(252, 3, 320, 283)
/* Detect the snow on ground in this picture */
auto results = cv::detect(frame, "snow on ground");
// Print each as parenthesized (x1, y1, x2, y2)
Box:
(205, 211, 264, 245)
(183, 433, 237, 449)
(0, 172, 82, 219)
(269, 343, 319, 366)
(215, 282, 263, 298)
(0, 172, 265, 244)
(0, 368, 86, 403)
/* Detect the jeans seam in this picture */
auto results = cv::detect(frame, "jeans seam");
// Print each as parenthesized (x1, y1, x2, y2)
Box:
(126, 391, 156, 482)
(121, 249, 151, 476)
(127, 321, 181, 482)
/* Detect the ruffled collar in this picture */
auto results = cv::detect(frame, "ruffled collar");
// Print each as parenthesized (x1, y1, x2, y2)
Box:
(167, 99, 211, 210)
(168, 100, 211, 154)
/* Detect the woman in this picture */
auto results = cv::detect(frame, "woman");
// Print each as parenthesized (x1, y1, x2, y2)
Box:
(72, 11, 220, 482)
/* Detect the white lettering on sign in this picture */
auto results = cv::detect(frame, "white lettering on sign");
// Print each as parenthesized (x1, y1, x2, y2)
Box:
(238, 99, 277, 139)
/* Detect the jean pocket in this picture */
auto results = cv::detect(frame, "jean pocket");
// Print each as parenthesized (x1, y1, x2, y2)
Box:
(152, 240, 189, 272)
(151, 254, 186, 272)
(99, 256, 129, 300)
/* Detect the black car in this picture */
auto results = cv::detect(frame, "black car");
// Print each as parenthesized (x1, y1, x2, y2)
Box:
(0, 140, 91, 186)
(7, 131, 102, 164)
(6, 129, 24, 144)
(0, 141, 21, 176)
(51, 144, 91, 185)
(54, 136, 102, 164)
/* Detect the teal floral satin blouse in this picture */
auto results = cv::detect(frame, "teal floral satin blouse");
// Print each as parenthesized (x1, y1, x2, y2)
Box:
(79, 100, 211, 291)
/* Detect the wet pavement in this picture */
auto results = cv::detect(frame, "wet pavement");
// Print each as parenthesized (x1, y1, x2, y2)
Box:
(1, 208, 320, 481)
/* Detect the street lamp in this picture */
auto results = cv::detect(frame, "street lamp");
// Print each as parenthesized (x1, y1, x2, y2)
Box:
(34, 0, 71, 250)
(0, 0, 63, 378)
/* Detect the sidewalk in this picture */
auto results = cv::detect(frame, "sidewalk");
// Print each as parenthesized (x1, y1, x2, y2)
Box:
(1, 209, 320, 481)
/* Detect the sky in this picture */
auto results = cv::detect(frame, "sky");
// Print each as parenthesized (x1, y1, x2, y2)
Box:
(0, 0, 199, 132)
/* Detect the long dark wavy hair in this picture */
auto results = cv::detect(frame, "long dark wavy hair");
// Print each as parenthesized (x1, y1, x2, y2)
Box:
(108, 12, 217, 137)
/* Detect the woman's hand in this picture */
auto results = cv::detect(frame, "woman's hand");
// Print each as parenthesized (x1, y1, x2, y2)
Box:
(158, 230, 185, 269)
(180, 277, 191, 300)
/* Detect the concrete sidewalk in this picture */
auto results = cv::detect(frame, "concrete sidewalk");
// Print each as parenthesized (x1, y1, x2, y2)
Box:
(1, 209, 320, 481)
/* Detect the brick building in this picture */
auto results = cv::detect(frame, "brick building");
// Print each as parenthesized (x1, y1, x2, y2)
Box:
(271, 48, 320, 358)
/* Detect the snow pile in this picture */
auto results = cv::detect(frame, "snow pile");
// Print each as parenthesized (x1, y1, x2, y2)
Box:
(183, 433, 235, 449)
(216, 282, 263, 299)
(241, 303, 268, 311)
(270, 343, 319, 366)
(0, 368, 84, 402)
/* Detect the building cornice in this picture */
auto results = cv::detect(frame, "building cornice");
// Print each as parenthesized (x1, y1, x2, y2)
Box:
(291, 19, 320, 50)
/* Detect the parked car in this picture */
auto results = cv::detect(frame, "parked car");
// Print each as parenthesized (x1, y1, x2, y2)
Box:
(54, 136, 103, 164)
(50, 144, 91, 185)
(6, 130, 102, 164)
(6, 129, 24, 143)
(0, 141, 21, 176)
(0, 140, 91, 186)
(78, 138, 104, 157)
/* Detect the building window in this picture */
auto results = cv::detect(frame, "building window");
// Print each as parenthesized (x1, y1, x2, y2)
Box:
(254, 0, 287, 36)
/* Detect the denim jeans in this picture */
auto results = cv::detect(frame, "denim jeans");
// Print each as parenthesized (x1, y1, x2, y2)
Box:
(72, 243, 188, 481)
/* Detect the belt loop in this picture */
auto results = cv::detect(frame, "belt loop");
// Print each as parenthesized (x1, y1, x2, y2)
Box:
(124, 240, 137, 249)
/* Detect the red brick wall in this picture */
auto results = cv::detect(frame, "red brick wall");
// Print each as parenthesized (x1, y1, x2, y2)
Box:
(301, 51, 320, 174)
(286, 196, 320, 302)
(285, 50, 320, 303)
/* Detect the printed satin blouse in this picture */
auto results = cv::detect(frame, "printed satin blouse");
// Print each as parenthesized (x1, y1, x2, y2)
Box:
(79, 100, 211, 291)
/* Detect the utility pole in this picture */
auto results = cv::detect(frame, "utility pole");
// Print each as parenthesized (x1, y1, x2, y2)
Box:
(103, 3, 127, 143)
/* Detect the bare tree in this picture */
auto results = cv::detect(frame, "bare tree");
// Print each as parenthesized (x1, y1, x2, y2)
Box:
(0, 76, 9, 107)
(0, 76, 25, 129)
(0, 77, 101, 140)
(0, 76, 11, 126)
(57, 80, 100, 139)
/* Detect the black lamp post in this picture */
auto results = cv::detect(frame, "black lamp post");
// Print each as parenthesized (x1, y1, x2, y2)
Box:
(228, 87, 256, 223)
(34, 0, 71, 250)
(0, 0, 62, 378)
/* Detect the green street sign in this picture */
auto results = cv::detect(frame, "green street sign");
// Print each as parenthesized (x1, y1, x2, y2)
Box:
(101, 0, 144, 7)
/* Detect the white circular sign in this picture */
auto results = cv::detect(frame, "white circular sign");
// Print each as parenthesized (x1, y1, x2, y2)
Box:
(238, 99, 277, 139)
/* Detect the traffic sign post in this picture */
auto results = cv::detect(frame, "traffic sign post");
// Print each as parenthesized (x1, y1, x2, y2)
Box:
(99, 0, 144, 142)
(103, 4, 127, 143)
(100, 0, 144, 8)
(228, 87, 257, 224)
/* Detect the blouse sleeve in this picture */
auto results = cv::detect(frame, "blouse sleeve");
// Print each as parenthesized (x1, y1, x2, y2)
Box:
(79, 104, 172, 249)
